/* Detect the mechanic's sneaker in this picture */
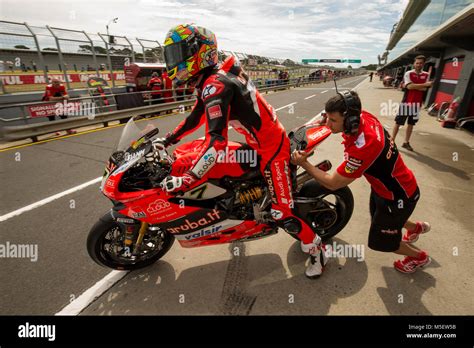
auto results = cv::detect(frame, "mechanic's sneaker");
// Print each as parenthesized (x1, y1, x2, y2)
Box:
(394, 251, 431, 274)
(402, 142, 414, 151)
(403, 222, 431, 243)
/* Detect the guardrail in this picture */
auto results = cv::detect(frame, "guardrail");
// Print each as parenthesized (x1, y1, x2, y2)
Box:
(0, 99, 194, 142)
(0, 88, 189, 123)
(0, 75, 360, 143)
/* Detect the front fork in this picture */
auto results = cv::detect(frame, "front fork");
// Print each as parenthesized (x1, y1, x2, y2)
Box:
(133, 222, 149, 254)
(109, 208, 150, 257)
(122, 220, 148, 256)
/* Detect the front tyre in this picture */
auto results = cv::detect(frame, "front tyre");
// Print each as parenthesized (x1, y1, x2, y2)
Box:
(294, 179, 354, 241)
(87, 215, 174, 270)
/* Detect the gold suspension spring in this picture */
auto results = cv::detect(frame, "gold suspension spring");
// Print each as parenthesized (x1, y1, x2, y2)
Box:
(238, 187, 263, 204)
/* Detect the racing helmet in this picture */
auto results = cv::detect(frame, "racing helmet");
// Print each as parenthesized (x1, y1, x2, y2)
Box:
(163, 24, 218, 84)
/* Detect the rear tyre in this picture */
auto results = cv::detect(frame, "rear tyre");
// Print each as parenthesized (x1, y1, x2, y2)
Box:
(293, 179, 354, 241)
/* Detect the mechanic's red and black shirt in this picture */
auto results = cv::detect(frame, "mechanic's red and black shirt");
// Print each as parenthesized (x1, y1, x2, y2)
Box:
(337, 111, 418, 200)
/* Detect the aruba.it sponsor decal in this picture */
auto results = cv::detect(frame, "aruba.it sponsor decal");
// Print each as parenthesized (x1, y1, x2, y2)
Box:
(167, 209, 223, 234)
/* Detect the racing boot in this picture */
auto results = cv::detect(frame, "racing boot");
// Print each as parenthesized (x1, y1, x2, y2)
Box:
(301, 235, 328, 279)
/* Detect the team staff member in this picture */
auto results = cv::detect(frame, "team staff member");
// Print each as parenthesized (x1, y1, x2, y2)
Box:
(147, 72, 163, 104)
(291, 91, 431, 273)
(42, 78, 76, 134)
(392, 55, 432, 151)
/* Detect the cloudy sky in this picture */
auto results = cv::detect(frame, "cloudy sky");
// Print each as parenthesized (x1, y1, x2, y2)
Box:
(0, 0, 409, 65)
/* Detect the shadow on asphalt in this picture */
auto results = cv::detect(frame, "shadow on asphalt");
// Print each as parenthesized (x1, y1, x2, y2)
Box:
(401, 136, 472, 181)
(82, 238, 369, 315)
(377, 257, 440, 315)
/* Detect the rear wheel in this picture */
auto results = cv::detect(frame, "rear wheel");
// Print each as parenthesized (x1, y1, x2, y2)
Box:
(87, 216, 174, 270)
(293, 179, 354, 241)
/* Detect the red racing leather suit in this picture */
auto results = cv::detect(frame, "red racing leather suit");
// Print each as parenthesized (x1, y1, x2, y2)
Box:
(165, 56, 316, 244)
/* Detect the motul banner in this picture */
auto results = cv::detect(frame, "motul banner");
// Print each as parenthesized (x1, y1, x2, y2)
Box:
(0, 72, 125, 86)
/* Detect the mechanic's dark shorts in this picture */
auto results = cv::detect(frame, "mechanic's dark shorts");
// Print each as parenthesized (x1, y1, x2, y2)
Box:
(395, 103, 421, 126)
(368, 187, 420, 252)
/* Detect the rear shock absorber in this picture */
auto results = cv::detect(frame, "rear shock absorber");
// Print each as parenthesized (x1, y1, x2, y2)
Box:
(238, 187, 263, 204)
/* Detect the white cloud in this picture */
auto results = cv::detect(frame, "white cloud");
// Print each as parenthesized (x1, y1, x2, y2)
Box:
(0, 0, 406, 64)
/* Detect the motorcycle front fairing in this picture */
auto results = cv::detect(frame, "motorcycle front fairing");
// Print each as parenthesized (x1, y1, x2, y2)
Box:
(289, 113, 332, 153)
(100, 117, 202, 225)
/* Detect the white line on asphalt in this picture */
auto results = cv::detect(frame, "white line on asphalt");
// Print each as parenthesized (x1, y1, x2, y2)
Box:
(304, 94, 316, 100)
(275, 102, 297, 111)
(352, 77, 368, 91)
(55, 270, 129, 315)
(321, 90, 328, 94)
(0, 176, 103, 223)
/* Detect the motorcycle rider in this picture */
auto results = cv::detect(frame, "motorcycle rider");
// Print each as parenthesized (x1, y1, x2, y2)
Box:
(159, 24, 328, 279)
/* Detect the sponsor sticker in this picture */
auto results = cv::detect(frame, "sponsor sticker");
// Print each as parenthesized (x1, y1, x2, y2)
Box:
(193, 148, 217, 178)
(147, 199, 171, 214)
(271, 209, 283, 220)
(264, 169, 278, 204)
(131, 212, 146, 218)
(167, 209, 222, 234)
(208, 104, 223, 119)
(381, 229, 398, 235)
(202, 84, 217, 99)
(355, 132, 366, 148)
(344, 156, 363, 174)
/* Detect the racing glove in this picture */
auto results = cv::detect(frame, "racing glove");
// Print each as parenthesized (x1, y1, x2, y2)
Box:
(160, 171, 198, 194)
(163, 132, 179, 148)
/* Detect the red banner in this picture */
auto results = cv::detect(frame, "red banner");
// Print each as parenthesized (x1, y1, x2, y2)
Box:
(0, 72, 125, 86)
(28, 101, 83, 118)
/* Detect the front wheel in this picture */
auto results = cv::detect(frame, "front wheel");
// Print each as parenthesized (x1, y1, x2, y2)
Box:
(87, 214, 174, 270)
(293, 179, 354, 241)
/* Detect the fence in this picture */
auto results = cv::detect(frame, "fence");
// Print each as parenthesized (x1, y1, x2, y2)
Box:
(0, 20, 160, 93)
(0, 20, 326, 95)
(0, 75, 342, 142)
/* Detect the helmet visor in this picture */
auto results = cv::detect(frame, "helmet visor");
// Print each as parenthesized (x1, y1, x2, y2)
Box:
(164, 41, 190, 71)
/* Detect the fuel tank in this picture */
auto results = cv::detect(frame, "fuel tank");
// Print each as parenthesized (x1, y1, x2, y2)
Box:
(171, 139, 254, 178)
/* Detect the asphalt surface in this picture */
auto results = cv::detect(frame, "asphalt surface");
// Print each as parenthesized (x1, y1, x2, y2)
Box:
(0, 75, 365, 315)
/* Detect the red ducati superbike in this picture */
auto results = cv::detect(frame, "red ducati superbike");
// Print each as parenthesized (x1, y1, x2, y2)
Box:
(87, 115, 354, 270)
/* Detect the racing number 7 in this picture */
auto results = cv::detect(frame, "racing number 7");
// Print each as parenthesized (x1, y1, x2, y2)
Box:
(189, 185, 207, 199)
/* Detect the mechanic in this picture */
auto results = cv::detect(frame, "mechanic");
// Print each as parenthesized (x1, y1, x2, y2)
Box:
(391, 55, 432, 151)
(42, 78, 76, 135)
(291, 91, 431, 273)
(159, 24, 328, 279)
(147, 72, 163, 104)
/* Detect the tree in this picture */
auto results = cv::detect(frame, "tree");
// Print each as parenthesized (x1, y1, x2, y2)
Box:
(361, 64, 377, 70)
(14, 45, 30, 50)
(78, 45, 93, 53)
(93, 46, 107, 55)
(283, 59, 296, 67)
